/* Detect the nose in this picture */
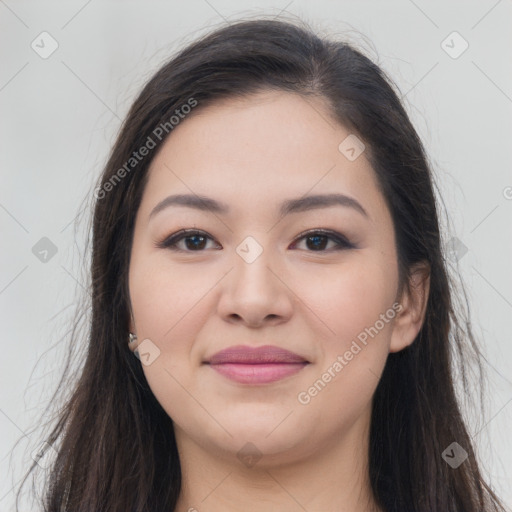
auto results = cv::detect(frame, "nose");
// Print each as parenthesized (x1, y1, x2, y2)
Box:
(216, 244, 294, 328)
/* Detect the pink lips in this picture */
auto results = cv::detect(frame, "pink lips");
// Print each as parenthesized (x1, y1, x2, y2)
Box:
(206, 345, 309, 384)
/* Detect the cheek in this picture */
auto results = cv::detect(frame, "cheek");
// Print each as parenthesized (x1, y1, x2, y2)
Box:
(128, 256, 224, 387)
(129, 256, 211, 339)
(294, 258, 398, 418)
(129, 259, 211, 424)
(291, 254, 398, 343)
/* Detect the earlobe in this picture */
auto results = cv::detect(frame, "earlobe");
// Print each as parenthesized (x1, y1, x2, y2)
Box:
(389, 261, 431, 353)
(128, 311, 138, 352)
(128, 332, 139, 352)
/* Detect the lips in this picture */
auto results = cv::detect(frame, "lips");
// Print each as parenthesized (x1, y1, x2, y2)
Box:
(208, 345, 308, 364)
(206, 345, 309, 384)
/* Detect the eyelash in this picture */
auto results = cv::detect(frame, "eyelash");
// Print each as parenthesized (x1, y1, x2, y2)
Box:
(156, 228, 355, 253)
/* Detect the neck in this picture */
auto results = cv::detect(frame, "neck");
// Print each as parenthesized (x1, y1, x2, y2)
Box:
(173, 408, 381, 512)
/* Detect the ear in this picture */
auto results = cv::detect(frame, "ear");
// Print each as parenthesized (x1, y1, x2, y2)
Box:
(389, 261, 430, 353)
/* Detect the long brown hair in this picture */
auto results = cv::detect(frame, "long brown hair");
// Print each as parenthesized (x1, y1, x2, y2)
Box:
(16, 16, 508, 512)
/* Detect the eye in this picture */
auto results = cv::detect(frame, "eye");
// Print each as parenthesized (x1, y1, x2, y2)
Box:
(157, 228, 355, 252)
(157, 229, 220, 252)
(290, 229, 355, 252)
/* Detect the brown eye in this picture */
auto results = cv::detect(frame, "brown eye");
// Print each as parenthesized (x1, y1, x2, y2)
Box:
(157, 228, 354, 253)
(291, 230, 355, 252)
(158, 230, 219, 252)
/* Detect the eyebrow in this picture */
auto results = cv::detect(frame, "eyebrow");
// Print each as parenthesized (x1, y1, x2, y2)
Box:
(149, 193, 369, 219)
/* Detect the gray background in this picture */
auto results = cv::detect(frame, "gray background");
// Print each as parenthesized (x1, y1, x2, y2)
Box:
(1, 1, 511, 510)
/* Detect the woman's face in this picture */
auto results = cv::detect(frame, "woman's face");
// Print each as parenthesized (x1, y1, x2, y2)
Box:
(128, 90, 416, 465)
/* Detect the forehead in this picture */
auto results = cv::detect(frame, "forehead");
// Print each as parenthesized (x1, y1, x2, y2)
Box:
(141, 90, 387, 220)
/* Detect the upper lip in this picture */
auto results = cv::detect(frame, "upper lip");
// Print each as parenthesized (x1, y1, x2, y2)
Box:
(207, 345, 308, 364)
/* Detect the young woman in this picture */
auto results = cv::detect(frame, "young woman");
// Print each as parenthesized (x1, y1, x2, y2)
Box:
(18, 17, 509, 512)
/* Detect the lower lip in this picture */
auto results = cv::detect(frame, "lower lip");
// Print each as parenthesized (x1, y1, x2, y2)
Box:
(208, 362, 308, 384)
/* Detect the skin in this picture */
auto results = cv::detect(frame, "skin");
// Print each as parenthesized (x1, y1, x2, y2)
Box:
(128, 90, 430, 512)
